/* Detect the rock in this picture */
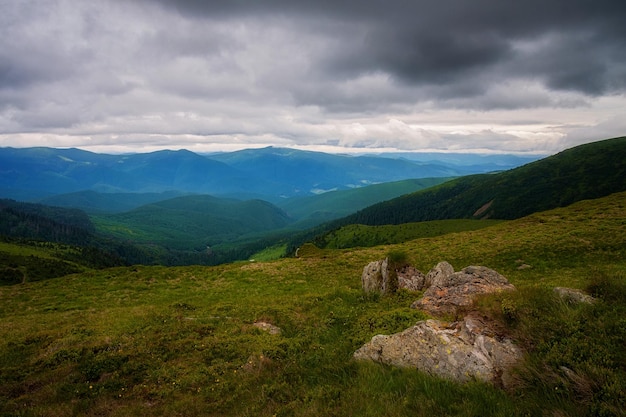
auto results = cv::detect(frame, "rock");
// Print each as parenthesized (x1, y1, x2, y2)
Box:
(353, 312, 522, 387)
(397, 266, 427, 292)
(425, 261, 455, 288)
(363, 259, 427, 293)
(253, 321, 281, 335)
(357, 260, 522, 387)
(361, 258, 392, 294)
(412, 265, 515, 316)
(554, 287, 595, 304)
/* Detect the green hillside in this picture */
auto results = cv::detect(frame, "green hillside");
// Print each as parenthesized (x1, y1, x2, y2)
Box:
(1, 191, 625, 416)
(316, 219, 504, 249)
(278, 178, 452, 227)
(0, 199, 95, 244)
(335, 136, 626, 226)
(94, 195, 293, 251)
(0, 239, 86, 285)
(38, 191, 187, 214)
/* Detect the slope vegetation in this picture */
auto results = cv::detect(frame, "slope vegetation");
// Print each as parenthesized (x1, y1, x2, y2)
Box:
(316, 219, 504, 249)
(1, 192, 624, 416)
(0, 199, 95, 242)
(0, 200, 150, 270)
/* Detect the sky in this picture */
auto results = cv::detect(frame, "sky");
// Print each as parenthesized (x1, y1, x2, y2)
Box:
(1, 0, 625, 155)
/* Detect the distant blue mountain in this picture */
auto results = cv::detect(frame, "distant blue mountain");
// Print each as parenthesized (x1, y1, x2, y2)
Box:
(0, 146, 537, 202)
(207, 147, 462, 192)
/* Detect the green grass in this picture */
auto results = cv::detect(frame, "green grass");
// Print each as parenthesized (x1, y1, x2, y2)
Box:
(318, 219, 504, 249)
(1, 192, 625, 416)
(249, 244, 289, 261)
(0, 240, 87, 284)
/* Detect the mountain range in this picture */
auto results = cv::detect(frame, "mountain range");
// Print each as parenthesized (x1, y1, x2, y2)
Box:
(1, 136, 624, 267)
(0, 146, 538, 202)
(1, 138, 625, 417)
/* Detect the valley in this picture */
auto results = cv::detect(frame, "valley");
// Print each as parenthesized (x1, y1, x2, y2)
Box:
(0, 136, 625, 416)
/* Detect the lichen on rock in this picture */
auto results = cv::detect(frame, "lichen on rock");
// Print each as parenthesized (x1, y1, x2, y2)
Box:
(354, 312, 522, 387)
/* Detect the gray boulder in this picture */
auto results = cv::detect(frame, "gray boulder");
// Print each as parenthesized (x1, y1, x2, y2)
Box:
(361, 258, 389, 293)
(353, 312, 522, 387)
(425, 261, 455, 288)
(362, 260, 428, 293)
(412, 265, 516, 316)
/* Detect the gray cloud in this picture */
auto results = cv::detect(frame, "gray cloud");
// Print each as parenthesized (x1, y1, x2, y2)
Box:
(144, 0, 626, 97)
(0, 0, 624, 154)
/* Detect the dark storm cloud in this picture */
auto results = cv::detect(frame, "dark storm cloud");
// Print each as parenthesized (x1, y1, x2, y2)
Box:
(145, 0, 626, 99)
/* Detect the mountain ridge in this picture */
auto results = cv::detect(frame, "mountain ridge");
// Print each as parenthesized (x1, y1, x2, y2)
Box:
(330, 136, 626, 227)
(283, 136, 626, 254)
(0, 146, 538, 202)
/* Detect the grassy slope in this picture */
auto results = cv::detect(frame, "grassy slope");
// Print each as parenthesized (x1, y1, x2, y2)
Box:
(1, 192, 625, 416)
(317, 219, 504, 249)
(0, 240, 86, 284)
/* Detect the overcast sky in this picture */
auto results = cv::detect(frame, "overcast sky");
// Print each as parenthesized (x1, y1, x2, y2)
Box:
(1, 0, 625, 155)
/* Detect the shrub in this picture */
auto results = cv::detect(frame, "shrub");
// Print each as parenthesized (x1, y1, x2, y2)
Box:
(385, 250, 410, 294)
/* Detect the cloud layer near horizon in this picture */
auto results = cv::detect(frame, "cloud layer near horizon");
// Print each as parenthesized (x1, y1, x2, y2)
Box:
(1, 0, 625, 154)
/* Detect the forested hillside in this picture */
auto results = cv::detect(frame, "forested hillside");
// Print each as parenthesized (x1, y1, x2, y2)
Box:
(95, 195, 293, 249)
(0, 200, 151, 269)
(278, 178, 452, 226)
(333, 136, 626, 226)
(0, 199, 95, 244)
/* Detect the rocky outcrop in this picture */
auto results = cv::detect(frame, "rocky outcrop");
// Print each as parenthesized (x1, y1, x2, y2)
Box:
(362, 259, 429, 294)
(356, 260, 522, 386)
(412, 263, 516, 317)
(425, 260, 455, 288)
(354, 312, 522, 387)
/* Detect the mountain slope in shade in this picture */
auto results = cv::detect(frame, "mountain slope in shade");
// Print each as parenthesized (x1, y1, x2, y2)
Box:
(331, 136, 626, 227)
(277, 178, 453, 227)
(95, 195, 293, 250)
(38, 190, 187, 213)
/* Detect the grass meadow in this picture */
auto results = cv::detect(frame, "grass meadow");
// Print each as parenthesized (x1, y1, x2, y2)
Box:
(1, 192, 625, 416)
